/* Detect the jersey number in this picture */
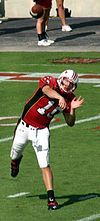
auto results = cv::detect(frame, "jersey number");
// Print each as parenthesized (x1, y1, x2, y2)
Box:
(37, 101, 61, 118)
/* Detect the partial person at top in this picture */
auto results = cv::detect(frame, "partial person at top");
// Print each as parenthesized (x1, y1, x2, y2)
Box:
(30, 0, 54, 46)
(46, 0, 72, 32)
(56, 0, 72, 32)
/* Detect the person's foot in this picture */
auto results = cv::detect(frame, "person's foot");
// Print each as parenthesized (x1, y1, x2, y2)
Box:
(62, 25, 72, 32)
(44, 32, 54, 44)
(47, 39, 55, 44)
(48, 200, 59, 210)
(38, 39, 52, 46)
(11, 155, 23, 177)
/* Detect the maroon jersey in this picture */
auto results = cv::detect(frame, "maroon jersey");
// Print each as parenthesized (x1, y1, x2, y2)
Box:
(22, 76, 75, 128)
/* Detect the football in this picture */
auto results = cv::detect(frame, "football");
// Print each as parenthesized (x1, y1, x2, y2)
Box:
(30, 4, 44, 19)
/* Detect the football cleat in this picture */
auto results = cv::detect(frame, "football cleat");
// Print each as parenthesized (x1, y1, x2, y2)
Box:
(48, 200, 59, 210)
(11, 155, 23, 177)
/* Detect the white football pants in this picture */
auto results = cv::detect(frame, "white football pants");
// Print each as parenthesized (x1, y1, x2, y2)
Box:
(10, 120, 50, 168)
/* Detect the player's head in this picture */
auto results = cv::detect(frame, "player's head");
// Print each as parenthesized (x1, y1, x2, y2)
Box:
(57, 69, 79, 93)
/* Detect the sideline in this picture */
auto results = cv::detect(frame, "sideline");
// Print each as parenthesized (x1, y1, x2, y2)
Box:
(0, 114, 100, 143)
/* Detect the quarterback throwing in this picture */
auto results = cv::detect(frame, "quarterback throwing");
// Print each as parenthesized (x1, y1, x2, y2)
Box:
(10, 69, 84, 210)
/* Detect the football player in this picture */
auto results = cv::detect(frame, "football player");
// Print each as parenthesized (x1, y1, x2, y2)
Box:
(10, 69, 84, 210)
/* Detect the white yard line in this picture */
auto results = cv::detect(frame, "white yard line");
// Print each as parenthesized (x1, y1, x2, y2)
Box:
(50, 114, 100, 130)
(0, 116, 18, 126)
(0, 136, 13, 142)
(7, 192, 30, 198)
(75, 213, 100, 221)
(93, 84, 100, 87)
(0, 114, 100, 143)
(0, 123, 16, 126)
(0, 116, 18, 120)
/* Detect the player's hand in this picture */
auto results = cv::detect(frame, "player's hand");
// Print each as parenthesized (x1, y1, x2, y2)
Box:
(71, 96, 84, 109)
(59, 96, 66, 110)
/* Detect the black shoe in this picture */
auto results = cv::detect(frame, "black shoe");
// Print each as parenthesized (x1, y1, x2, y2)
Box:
(48, 200, 59, 210)
(11, 155, 23, 177)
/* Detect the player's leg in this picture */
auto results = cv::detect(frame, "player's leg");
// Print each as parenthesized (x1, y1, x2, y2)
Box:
(36, 8, 54, 46)
(41, 166, 54, 190)
(32, 127, 59, 210)
(56, 0, 72, 31)
(56, 0, 65, 25)
(41, 166, 59, 210)
(43, 8, 54, 44)
(10, 120, 28, 177)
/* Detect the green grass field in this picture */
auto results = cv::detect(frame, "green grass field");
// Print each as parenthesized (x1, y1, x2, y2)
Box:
(0, 52, 100, 221)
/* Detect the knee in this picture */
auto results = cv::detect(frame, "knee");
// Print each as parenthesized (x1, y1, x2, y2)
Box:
(37, 152, 50, 168)
(41, 165, 50, 172)
(39, 162, 49, 169)
(10, 148, 21, 160)
(37, 17, 44, 25)
(58, 3, 64, 10)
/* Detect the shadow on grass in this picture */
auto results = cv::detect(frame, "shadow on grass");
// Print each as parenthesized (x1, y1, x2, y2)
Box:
(26, 192, 100, 209)
(57, 193, 100, 208)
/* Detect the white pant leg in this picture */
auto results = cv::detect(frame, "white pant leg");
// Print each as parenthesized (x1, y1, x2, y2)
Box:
(31, 127, 50, 168)
(10, 121, 29, 160)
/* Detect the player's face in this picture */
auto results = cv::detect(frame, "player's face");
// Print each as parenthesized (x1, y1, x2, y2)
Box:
(60, 77, 74, 93)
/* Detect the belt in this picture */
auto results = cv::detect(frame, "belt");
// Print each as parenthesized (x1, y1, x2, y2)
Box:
(21, 120, 36, 130)
(22, 120, 29, 127)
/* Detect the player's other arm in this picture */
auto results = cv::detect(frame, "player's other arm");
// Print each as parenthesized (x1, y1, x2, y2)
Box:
(63, 96, 84, 127)
(42, 85, 66, 110)
(63, 108, 75, 127)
